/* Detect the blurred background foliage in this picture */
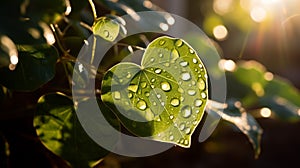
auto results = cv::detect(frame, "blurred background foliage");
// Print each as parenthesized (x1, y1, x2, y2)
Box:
(0, 0, 300, 167)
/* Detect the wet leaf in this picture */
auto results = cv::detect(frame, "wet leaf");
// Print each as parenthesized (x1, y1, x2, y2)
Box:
(101, 36, 208, 147)
(92, 17, 120, 42)
(34, 93, 118, 168)
(207, 100, 263, 158)
(0, 44, 58, 91)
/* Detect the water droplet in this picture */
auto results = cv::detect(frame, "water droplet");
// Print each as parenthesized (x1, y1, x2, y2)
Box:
(191, 81, 196, 85)
(180, 61, 188, 67)
(155, 68, 162, 74)
(119, 79, 123, 83)
(201, 92, 207, 99)
(180, 97, 185, 102)
(140, 82, 147, 88)
(179, 123, 185, 131)
(181, 105, 192, 118)
(195, 109, 200, 114)
(184, 139, 189, 145)
(171, 49, 179, 61)
(128, 92, 133, 98)
(126, 73, 132, 78)
(159, 53, 163, 57)
(187, 89, 196, 96)
(185, 128, 191, 134)
(170, 98, 180, 107)
(189, 48, 195, 54)
(164, 63, 170, 67)
(161, 82, 171, 91)
(199, 64, 203, 68)
(137, 100, 147, 110)
(178, 87, 184, 93)
(104, 30, 109, 38)
(145, 92, 150, 97)
(193, 58, 198, 64)
(194, 99, 203, 107)
(156, 94, 161, 99)
(151, 78, 156, 83)
(153, 102, 157, 106)
(161, 102, 165, 106)
(159, 40, 166, 45)
(156, 117, 161, 122)
(150, 85, 155, 89)
(169, 135, 174, 140)
(114, 91, 121, 100)
(128, 85, 138, 93)
(169, 115, 174, 120)
(175, 39, 183, 47)
(193, 120, 198, 125)
(150, 58, 155, 62)
(197, 78, 206, 90)
(181, 72, 191, 81)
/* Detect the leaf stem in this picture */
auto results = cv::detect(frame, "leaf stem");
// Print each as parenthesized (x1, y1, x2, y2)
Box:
(88, 0, 98, 20)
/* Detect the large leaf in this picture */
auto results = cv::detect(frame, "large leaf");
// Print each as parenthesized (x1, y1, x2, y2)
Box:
(101, 36, 208, 147)
(207, 100, 263, 158)
(0, 44, 58, 91)
(34, 93, 118, 168)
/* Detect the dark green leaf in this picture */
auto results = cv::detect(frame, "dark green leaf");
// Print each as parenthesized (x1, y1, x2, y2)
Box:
(34, 93, 118, 168)
(0, 44, 58, 91)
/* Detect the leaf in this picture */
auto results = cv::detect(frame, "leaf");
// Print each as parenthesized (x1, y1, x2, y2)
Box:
(34, 93, 119, 168)
(227, 60, 300, 121)
(101, 36, 208, 147)
(92, 17, 120, 42)
(0, 44, 58, 91)
(207, 100, 263, 158)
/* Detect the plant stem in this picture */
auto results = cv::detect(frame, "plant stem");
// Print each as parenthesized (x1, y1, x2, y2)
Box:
(88, 0, 98, 20)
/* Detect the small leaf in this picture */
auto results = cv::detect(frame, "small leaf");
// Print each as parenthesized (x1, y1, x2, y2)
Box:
(92, 17, 120, 42)
(101, 36, 208, 147)
(34, 93, 118, 168)
(0, 44, 58, 91)
(207, 100, 263, 158)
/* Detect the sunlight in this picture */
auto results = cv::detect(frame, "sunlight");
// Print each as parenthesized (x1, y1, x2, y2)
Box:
(250, 6, 267, 22)
(213, 25, 228, 41)
(213, 0, 233, 15)
(260, 107, 272, 118)
(218, 59, 236, 72)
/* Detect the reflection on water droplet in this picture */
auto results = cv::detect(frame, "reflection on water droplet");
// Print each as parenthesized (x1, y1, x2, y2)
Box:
(159, 40, 166, 45)
(188, 89, 196, 96)
(199, 64, 203, 68)
(155, 68, 162, 74)
(128, 85, 138, 93)
(151, 78, 156, 83)
(175, 39, 183, 47)
(180, 97, 185, 102)
(182, 72, 191, 81)
(181, 105, 192, 118)
(159, 53, 163, 57)
(180, 61, 188, 67)
(198, 78, 206, 90)
(104, 30, 109, 38)
(161, 102, 165, 106)
(126, 73, 131, 78)
(161, 82, 171, 91)
(189, 48, 195, 54)
(169, 115, 174, 120)
(178, 87, 184, 93)
(170, 98, 180, 107)
(114, 91, 121, 100)
(140, 82, 147, 88)
(137, 100, 147, 110)
(201, 92, 207, 99)
(169, 135, 174, 140)
(185, 128, 191, 134)
(195, 109, 200, 113)
(193, 58, 198, 64)
(179, 123, 185, 131)
(171, 49, 179, 61)
(157, 94, 161, 99)
(194, 99, 203, 107)
(150, 58, 155, 62)
(128, 92, 133, 98)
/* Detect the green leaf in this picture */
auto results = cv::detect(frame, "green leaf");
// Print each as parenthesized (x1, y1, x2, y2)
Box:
(207, 100, 263, 158)
(34, 93, 118, 168)
(101, 36, 208, 147)
(92, 17, 120, 42)
(0, 44, 58, 91)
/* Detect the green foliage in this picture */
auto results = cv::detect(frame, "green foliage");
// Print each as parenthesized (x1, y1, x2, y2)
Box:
(92, 17, 120, 42)
(102, 36, 208, 147)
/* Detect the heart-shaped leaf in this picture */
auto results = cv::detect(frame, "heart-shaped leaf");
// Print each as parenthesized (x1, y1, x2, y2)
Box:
(101, 36, 208, 147)
(92, 17, 120, 42)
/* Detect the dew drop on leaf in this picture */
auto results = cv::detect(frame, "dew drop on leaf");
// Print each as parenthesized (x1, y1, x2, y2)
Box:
(180, 61, 188, 67)
(179, 123, 185, 131)
(181, 105, 192, 118)
(197, 78, 206, 90)
(161, 81, 171, 91)
(201, 92, 207, 99)
(187, 89, 196, 96)
(194, 99, 203, 107)
(159, 40, 166, 45)
(137, 100, 147, 110)
(155, 68, 162, 74)
(175, 39, 183, 47)
(181, 72, 191, 81)
(114, 91, 121, 100)
(170, 98, 180, 107)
